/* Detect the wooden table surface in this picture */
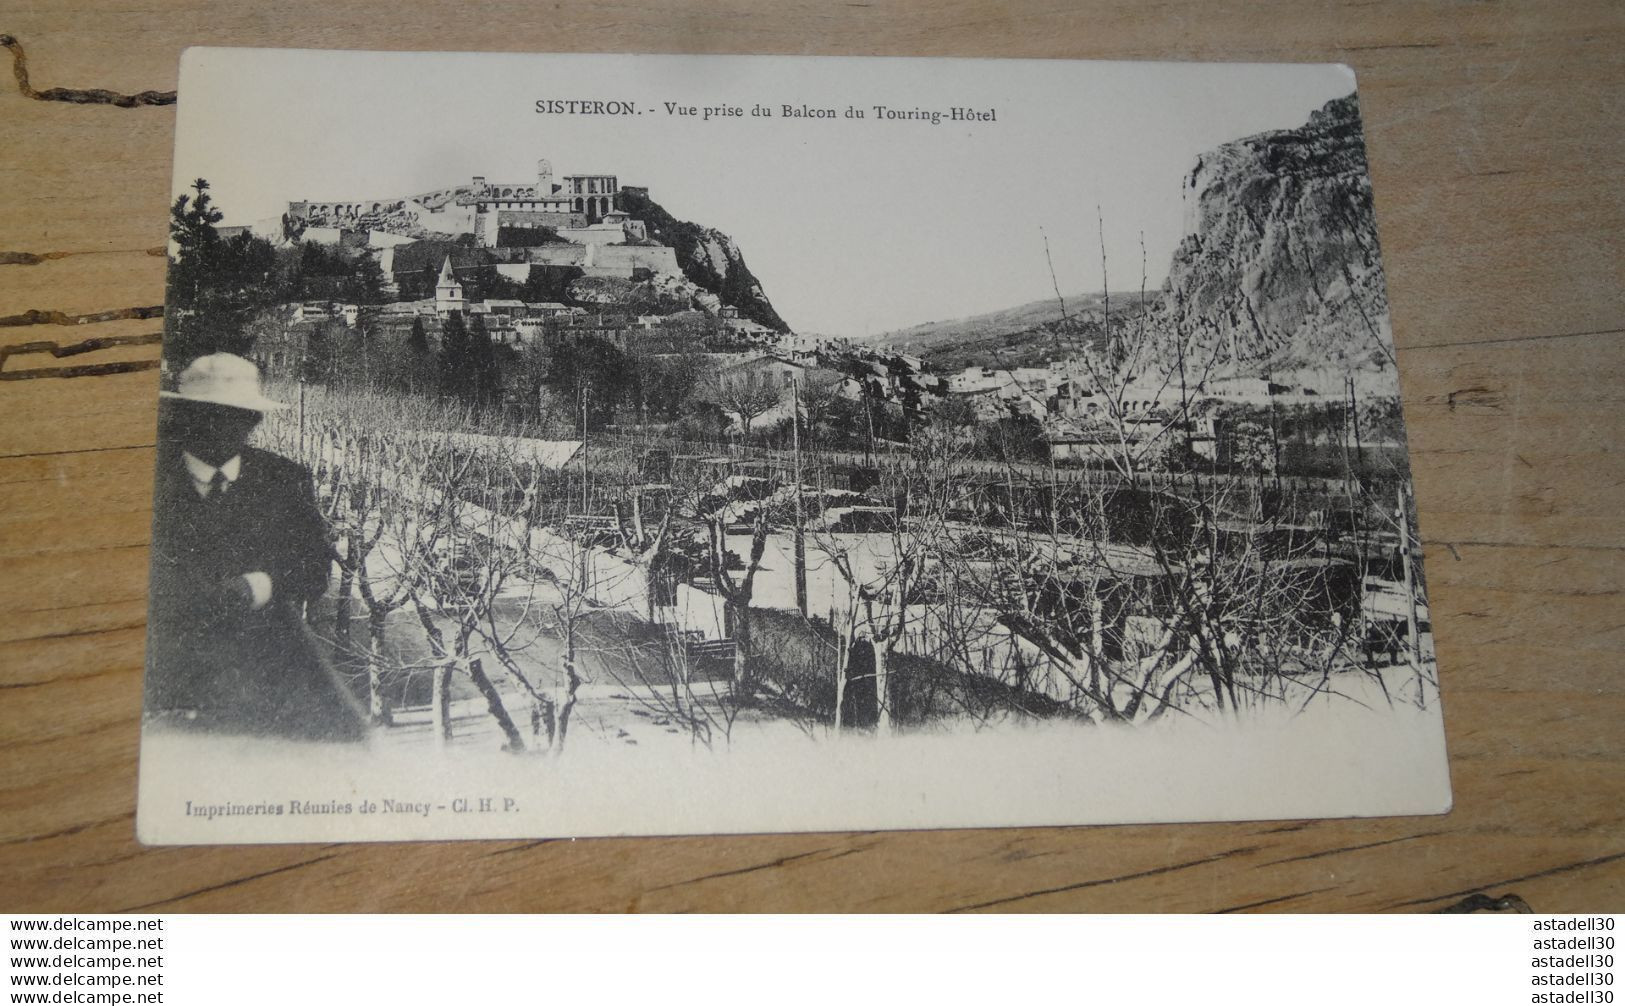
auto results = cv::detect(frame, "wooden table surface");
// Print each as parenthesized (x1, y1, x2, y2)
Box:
(2, 0, 1621, 913)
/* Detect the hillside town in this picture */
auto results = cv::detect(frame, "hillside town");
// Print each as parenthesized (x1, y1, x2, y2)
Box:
(165, 100, 1435, 752)
(206, 150, 1414, 476)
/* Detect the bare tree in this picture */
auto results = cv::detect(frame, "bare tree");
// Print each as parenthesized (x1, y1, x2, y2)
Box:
(713, 368, 783, 439)
(809, 428, 964, 732)
(704, 507, 771, 698)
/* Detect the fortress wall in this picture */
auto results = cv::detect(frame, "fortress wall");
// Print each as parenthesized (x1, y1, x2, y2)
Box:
(477, 205, 577, 245)
(423, 203, 474, 234)
(249, 217, 285, 240)
(522, 245, 591, 268)
(594, 244, 680, 276)
(368, 231, 416, 248)
(556, 224, 628, 246)
(498, 209, 585, 230)
(410, 187, 464, 209)
(288, 199, 406, 219)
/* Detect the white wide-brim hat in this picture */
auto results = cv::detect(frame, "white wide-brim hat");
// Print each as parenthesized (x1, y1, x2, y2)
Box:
(159, 352, 287, 412)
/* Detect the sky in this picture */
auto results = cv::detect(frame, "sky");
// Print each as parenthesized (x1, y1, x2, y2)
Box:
(174, 49, 1357, 338)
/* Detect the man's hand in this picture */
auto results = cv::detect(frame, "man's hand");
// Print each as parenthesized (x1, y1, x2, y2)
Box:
(213, 572, 273, 614)
(241, 572, 273, 610)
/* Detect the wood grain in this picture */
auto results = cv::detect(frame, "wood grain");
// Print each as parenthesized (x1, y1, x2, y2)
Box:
(1, 0, 1621, 913)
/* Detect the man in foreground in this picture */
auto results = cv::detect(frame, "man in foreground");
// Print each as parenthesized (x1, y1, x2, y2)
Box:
(144, 353, 368, 743)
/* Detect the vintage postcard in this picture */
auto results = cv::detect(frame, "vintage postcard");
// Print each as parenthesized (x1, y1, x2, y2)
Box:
(137, 48, 1449, 843)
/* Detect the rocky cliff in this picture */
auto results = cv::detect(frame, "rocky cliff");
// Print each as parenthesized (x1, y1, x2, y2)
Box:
(1159, 93, 1396, 379)
(618, 188, 790, 333)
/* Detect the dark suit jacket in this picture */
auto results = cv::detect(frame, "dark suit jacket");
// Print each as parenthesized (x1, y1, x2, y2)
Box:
(145, 446, 367, 741)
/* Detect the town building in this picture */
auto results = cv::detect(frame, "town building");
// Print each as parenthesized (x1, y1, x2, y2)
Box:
(947, 366, 1009, 395)
(562, 173, 620, 221)
(286, 156, 623, 241)
(482, 299, 529, 319)
(718, 355, 808, 393)
(434, 257, 465, 316)
(292, 301, 359, 327)
(722, 313, 777, 339)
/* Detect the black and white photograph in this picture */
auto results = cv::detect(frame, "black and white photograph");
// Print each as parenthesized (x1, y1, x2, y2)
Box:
(136, 48, 1450, 843)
